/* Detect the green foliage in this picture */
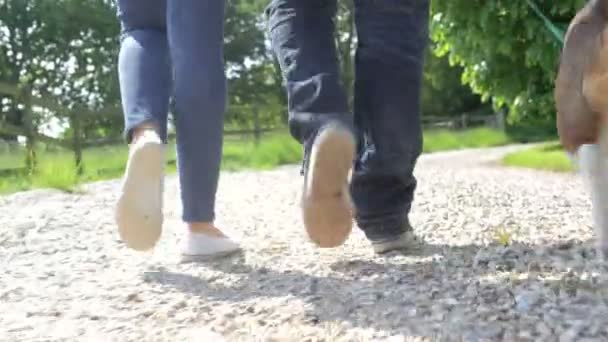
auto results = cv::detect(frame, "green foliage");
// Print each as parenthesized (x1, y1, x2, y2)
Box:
(224, 0, 285, 129)
(0, 0, 285, 141)
(505, 117, 558, 143)
(0, 173, 30, 194)
(0, 128, 513, 194)
(0, 0, 121, 142)
(222, 133, 302, 171)
(31, 154, 80, 192)
(430, 0, 586, 127)
(421, 43, 487, 118)
(0, 133, 302, 193)
(1, 0, 543, 177)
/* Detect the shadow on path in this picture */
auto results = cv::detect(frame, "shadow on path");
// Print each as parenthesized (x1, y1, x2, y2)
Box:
(143, 238, 608, 339)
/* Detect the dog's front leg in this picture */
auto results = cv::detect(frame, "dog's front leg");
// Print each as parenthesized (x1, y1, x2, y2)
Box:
(579, 126, 608, 258)
(596, 125, 608, 257)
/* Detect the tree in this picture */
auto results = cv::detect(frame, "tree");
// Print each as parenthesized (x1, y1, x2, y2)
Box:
(430, 0, 586, 131)
(223, 0, 285, 129)
(0, 0, 120, 170)
(421, 41, 486, 119)
(0, 0, 287, 142)
(0, 0, 120, 127)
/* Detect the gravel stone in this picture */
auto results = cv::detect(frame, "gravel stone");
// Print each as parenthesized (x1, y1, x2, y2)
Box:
(2, 145, 608, 341)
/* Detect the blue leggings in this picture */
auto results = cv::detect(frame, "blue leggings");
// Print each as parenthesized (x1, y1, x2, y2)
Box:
(116, 0, 226, 222)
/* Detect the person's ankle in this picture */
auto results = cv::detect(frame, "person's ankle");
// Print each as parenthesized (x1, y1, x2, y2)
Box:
(186, 222, 226, 238)
(132, 123, 161, 144)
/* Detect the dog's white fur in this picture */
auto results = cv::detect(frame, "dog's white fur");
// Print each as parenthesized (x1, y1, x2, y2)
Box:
(575, 135, 608, 257)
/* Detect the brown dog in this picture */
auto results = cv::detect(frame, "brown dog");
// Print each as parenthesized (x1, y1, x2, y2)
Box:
(555, 0, 608, 256)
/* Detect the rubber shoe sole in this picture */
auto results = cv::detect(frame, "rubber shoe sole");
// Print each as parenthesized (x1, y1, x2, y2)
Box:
(372, 231, 419, 255)
(180, 232, 242, 263)
(302, 124, 356, 248)
(115, 139, 164, 251)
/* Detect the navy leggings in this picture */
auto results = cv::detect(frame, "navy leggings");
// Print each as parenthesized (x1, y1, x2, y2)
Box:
(116, 0, 226, 222)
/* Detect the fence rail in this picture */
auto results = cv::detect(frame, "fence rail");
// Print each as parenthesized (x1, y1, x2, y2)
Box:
(421, 112, 505, 131)
(0, 81, 280, 174)
(1, 81, 506, 174)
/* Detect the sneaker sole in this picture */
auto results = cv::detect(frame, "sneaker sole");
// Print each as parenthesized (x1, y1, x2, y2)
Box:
(180, 248, 242, 263)
(302, 124, 356, 248)
(180, 233, 242, 263)
(115, 142, 164, 251)
(372, 232, 419, 255)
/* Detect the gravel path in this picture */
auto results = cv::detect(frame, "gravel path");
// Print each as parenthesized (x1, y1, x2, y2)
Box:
(2, 144, 608, 341)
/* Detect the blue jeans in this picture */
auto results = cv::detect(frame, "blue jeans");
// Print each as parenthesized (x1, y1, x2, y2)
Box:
(266, 0, 429, 240)
(116, 0, 226, 222)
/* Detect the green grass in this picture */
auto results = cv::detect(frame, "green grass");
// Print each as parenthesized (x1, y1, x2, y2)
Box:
(0, 133, 303, 194)
(0, 173, 31, 194)
(221, 133, 302, 171)
(422, 127, 512, 153)
(31, 154, 80, 192)
(0, 127, 514, 194)
(0, 150, 24, 170)
(502, 142, 574, 172)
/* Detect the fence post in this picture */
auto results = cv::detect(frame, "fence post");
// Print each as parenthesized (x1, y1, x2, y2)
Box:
(461, 113, 468, 129)
(496, 110, 506, 132)
(253, 107, 261, 146)
(70, 111, 84, 176)
(21, 86, 37, 174)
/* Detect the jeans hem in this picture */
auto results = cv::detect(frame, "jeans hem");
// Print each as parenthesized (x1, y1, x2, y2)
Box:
(181, 212, 216, 224)
(124, 117, 168, 144)
(357, 213, 412, 241)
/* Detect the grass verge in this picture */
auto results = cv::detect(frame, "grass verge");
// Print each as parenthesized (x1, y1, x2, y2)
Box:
(0, 133, 302, 194)
(0, 127, 513, 194)
(502, 142, 574, 173)
(422, 127, 512, 153)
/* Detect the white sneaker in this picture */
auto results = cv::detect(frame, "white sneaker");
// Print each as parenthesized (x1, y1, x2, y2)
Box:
(371, 231, 420, 255)
(115, 130, 165, 251)
(301, 123, 356, 248)
(180, 231, 241, 262)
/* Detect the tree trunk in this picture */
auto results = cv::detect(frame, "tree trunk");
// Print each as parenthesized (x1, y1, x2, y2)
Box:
(70, 112, 84, 175)
(21, 87, 37, 174)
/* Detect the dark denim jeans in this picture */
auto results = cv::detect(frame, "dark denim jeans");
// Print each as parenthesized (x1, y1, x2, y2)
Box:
(266, 0, 429, 240)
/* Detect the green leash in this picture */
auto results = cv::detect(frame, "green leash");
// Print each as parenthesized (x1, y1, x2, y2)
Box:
(525, 0, 565, 45)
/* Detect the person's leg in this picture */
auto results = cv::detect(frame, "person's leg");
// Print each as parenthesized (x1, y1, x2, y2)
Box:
(166, 0, 239, 260)
(115, 0, 170, 251)
(351, 0, 430, 253)
(266, 0, 357, 248)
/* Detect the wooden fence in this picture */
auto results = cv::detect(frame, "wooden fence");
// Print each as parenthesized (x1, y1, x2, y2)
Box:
(0, 81, 276, 174)
(0, 81, 506, 174)
(421, 112, 506, 131)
